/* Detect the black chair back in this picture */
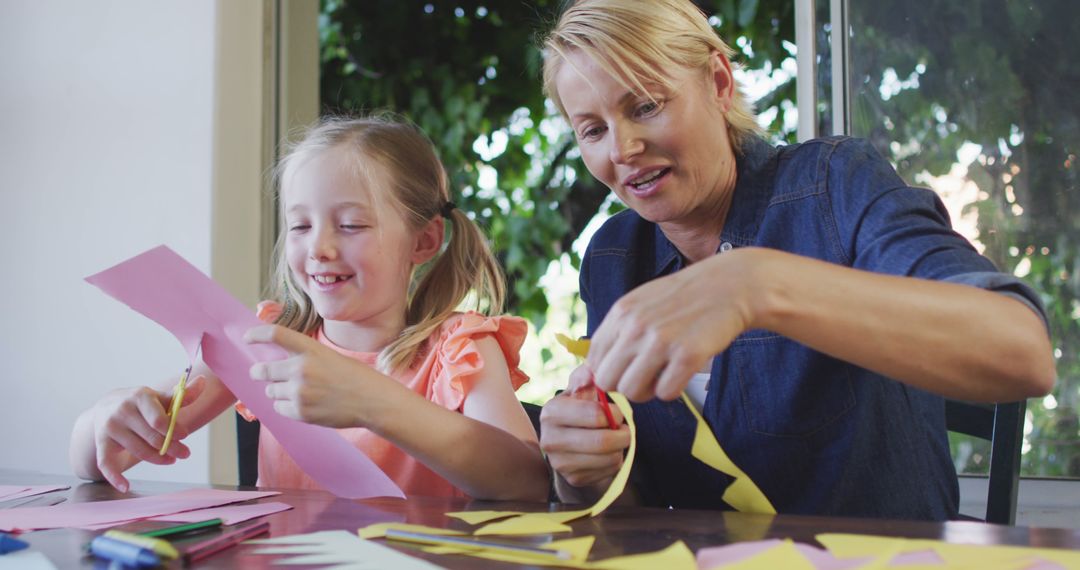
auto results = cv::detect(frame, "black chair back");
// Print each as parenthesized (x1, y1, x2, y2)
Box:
(945, 399, 1026, 524)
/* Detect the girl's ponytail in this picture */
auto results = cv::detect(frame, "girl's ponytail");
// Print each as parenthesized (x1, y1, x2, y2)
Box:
(377, 206, 506, 373)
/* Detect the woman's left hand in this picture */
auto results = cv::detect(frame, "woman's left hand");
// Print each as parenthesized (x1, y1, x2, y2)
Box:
(588, 250, 759, 402)
(244, 325, 401, 428)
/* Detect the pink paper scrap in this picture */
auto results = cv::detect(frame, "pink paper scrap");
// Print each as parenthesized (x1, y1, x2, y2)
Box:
(150, 500, 292, 525)
(85, 245, 404, 500)
(697, 539, 872, 570)
(0, 488, 279, 532)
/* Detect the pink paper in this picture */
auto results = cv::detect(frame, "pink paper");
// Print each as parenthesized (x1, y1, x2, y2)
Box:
(0, 489, 279, 532)
(150, 500, 292, 525)
(696, 540, 872, 570)
(85, 245, 404, 500)
(697, 539, 785, 569)
(889, 549, 944, 565)
(0, 486, 67, 502)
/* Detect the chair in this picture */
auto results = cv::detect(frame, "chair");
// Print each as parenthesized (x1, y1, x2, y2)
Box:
(236, 412, 260, 487)
(945, 399, 1026, 524)
(236, 402, 547, 487)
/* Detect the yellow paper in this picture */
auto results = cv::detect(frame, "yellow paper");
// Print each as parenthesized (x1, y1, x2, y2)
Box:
(556, 334, 774, 515)
(589, 540, 697, 570)
(472, 516, 574, 536)
(445, 510, 522, 525)
(716, 540, 815, 570)
(588, 392, 636, 516)
(358, 522, 464, 540)
(680, 393, 775, 514)
(555, 333, 592, 358)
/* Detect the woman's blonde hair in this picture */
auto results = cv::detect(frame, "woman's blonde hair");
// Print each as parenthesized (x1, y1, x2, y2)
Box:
(268, 115, 506, 373)
(541, 0, 764, 151)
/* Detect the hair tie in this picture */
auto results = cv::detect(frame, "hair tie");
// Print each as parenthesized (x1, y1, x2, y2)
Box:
(440, 201, 457, 218)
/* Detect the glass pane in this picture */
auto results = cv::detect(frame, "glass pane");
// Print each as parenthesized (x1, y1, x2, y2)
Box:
(824, 0, 1080, 477)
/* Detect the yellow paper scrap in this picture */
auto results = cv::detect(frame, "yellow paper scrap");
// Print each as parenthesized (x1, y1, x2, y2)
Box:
(555, 333, 592, 358)
(716, 539, 815, 570)
(589, 540, 697, 570)
(358, 522, 464, 540)
(445, 510, 523, 525)
(589, 392, 636, 516)
(680, 393, 775, 514)
(472, 516, 574, 536)
(556, 334, 774, 515)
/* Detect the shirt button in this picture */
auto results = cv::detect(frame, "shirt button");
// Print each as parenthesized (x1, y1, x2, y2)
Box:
(719, 241, 733, 253)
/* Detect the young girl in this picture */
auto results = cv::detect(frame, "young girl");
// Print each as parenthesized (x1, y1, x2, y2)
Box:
(70, 115, 550, 502)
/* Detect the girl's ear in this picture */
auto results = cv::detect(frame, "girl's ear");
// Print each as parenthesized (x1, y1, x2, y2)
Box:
(411, 216, 445, 265)
(708, 50, 735, 113)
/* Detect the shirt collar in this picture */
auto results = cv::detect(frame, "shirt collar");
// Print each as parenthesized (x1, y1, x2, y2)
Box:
(650, 136, 778, 277)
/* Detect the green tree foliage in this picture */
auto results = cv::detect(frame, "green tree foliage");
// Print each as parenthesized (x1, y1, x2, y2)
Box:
(320, 0, 794, 330)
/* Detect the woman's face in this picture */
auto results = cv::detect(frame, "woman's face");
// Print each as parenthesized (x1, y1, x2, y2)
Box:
(555, 50, 738, 228)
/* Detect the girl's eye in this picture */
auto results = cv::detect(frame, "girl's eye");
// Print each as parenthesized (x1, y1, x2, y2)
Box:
(288, 224, 310, 232)
(341, 224, 369, 230)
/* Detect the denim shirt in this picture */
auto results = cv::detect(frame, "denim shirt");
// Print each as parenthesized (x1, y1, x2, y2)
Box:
(579, 136, 1047, 520)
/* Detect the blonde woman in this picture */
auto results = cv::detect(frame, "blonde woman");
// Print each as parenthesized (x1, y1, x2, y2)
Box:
(71, 116, 549, 501)
(537, 0, 1054, 519)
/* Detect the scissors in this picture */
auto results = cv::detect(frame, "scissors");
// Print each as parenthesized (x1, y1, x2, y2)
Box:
(159, 346, 200, 455)
(555, 334, 619, 430)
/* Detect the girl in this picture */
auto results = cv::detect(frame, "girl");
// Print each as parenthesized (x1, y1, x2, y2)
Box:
(70, 115, 550, 502)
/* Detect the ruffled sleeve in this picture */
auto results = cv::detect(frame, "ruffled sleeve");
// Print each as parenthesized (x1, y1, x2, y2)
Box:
(427, 311, 529, 411)
(235, 300, 284, 422)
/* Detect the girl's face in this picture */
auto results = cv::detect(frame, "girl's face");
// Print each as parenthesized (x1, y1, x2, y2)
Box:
(282, 146, 422, 333)
(554, 49, 738, 229)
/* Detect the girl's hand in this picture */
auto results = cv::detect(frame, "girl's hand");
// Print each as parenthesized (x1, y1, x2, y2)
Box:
(540, 365, 631, 496)
(587, 250, 758, 402)
(245, 325, 401, 429)
(90, 375, 207, 492)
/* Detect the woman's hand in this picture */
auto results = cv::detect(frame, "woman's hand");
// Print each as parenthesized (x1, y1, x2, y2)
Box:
(87, 375, 207, 492)
(540, 365, 631, 501)
(245, 325, 404, 429)
(588, 250, 756, 402)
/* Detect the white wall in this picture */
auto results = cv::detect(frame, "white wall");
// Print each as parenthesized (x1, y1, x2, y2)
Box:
(0, 1, 218, 484)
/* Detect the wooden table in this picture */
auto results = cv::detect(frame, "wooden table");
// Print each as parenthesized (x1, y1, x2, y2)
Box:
(4, 469, 1078, 568)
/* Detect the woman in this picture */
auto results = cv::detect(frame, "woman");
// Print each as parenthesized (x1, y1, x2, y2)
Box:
(537, 0, 1054, 520)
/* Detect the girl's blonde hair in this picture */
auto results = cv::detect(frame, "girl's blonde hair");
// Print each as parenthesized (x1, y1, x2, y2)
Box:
(541, 0, 764, 152)
(269, 115, 506, 373)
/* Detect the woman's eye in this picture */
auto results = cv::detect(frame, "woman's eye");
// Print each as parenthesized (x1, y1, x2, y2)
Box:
(635, 100, 661, 117)
(580, 125, 605, 140)
(341, 224, 369, 230)
(288, 224, 310, 232)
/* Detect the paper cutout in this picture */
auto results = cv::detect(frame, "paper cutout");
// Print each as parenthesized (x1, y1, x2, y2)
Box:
(444, 510, 520, 525)
(472, 515, 575, 536)
(0, 489, 278, 532)
(679, 393, 775, 514)
(714, 539, 815, 570)
(85, 245, 404, 500)
(0, 486, 68, 503)
(816, 533, 1080, 569)
(246, 530, 444, 569)
(590, 540, 697, 570)
(556, 335, 773, 514)
(150, 500, 292, 525)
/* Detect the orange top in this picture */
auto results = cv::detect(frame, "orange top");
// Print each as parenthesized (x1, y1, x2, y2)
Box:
(238, 301, 529, 498)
